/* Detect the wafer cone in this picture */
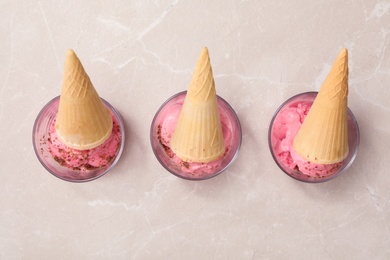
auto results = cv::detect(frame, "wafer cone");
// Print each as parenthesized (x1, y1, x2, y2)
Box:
(55, 49, 112, 150)
(293, 48, 349, 164)
(170, 48, 225, 162)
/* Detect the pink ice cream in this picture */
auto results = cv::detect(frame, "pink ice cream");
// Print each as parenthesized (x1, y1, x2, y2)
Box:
(271, 100, 343, 178)
(156, 98, 233, 178)
(48, 112, 122, 171)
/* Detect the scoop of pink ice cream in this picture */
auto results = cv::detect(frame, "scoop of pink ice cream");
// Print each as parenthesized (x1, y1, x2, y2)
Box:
(290, 147, 342, 177)
(271, 101, 342, 178)
(157, 98, 233, 178)
(48, 113, 121, 171)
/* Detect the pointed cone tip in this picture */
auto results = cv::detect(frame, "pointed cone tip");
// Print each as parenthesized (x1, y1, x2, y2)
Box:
(66, 48, 76, 56)
(332, 48, 348, 71)
(199, 47, 209, 58)
(61, 49, 95, 100)
(334, 48, 348, 73)
(195, 47, 210, 69)
(339, 48, 348, 58)
(315, 48, 349, 107)
(187, 47, 215, 102)
(63, 49, 80, 74)
(336, 48, 348, 70)
(65, 49, 78, 64)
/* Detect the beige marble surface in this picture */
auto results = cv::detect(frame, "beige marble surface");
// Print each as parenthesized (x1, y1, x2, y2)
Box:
(1, 0, 390, 259)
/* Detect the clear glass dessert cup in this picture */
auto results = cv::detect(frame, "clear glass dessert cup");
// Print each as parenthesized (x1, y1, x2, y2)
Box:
(268, 92, 360, 183)
(150, 91, 242, 181)
(32, 96, 125, 183)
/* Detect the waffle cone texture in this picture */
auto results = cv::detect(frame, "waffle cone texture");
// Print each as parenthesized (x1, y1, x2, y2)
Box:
(293, 48, 349, 164)
(55, 49, 112, 150)
(170, 48, 225, 162)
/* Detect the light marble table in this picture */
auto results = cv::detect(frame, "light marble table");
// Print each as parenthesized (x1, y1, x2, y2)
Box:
(1, 1, 390, 259)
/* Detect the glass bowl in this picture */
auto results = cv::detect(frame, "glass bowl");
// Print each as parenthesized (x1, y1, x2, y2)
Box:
(268, 92, 360, 183)
(32, 96, 125, 182)
(150, 91, 242, 181)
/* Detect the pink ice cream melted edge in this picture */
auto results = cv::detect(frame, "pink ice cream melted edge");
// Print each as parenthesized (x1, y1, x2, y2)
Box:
(271, 101, 343, 178)
(157, 101, 233, 179)
(48, 113, 122, 171)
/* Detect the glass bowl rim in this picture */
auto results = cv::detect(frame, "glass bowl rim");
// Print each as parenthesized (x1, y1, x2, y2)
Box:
(32, 95, 125, 183)
(268, 91, 360, 183)
(150, 91, 242, 181)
